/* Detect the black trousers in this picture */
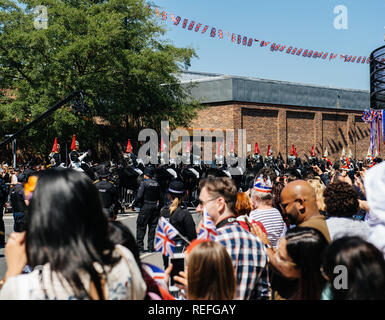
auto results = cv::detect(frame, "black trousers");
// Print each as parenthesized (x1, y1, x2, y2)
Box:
(0, 205, 5, 244)
(136, 204, 159, 252)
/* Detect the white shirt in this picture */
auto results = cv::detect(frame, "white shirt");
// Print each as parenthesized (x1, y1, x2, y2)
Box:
(326, 217, 369, 241)
(0, 245, 146, 300)
(11, 174, 18, 185)
(364, 161, 385, 258)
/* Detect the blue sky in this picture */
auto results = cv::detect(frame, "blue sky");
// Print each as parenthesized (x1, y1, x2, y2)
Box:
(154, 0, 385, 91)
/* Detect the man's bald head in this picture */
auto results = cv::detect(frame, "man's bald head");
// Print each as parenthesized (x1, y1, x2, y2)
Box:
(281, 180, 319, 225)
(281, 180, 317, 202)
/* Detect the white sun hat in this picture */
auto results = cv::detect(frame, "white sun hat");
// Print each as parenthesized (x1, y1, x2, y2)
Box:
(364, 161, 385, 257)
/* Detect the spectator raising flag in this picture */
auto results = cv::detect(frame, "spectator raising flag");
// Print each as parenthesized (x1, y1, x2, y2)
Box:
(198, 207, 218, 241)
(155, 217, 179, 257)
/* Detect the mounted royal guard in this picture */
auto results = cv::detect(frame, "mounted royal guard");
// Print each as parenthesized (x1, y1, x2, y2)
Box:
(49, 137, 61, 167)
(69, 134, 90, 172)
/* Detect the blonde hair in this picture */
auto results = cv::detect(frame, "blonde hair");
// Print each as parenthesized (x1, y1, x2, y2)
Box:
(306, 178, 326, 212)
(186, 240, 236, 300)
(169, 197, 180, 215)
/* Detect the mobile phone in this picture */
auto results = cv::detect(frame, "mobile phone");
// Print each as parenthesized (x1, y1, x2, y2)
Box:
(169, 253, 185, 288)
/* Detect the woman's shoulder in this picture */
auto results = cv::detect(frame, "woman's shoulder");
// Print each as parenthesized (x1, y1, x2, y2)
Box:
(174, 206, 190, 215)
(108, 245, 147, 299)
(0, 269, 45, 300)
(111, 244, 143, 272)
(113, 244, 137, 261)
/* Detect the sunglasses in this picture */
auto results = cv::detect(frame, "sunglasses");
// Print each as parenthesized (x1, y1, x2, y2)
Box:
(197, 197, 219, 207)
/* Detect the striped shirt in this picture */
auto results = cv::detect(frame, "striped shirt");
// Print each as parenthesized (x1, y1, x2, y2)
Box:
(250, 208, 286, 248)
(216, 221, 271, 300)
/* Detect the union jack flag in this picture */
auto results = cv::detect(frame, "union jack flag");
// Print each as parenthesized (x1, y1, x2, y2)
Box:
(197, 208, 218, 241)
(142, 262, 167, 289)
(155, 217, 179, 257)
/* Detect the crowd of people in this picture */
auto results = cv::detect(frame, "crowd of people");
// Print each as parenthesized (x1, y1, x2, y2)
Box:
(0, 148, 385, 300)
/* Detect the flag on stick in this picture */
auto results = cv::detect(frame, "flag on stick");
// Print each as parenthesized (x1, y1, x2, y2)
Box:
(197, 208, 218, 241)
(155, 217, 179, 257)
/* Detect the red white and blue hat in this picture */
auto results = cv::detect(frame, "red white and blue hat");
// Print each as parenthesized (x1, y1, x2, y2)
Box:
(254, 175, 272, 193)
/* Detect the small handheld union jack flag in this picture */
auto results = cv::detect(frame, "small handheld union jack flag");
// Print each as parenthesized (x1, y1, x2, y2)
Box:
(141, 263, 167, 289)
(197, 208, 218, 241)
(155, 217, 179, 257)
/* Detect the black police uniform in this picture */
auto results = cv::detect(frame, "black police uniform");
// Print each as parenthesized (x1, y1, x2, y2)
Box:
(160, 204, 197, 268)
(10, 180, 27, 232)
(160, 205, 197, 242)
(132, 173, 161, 253)
(94, 179, 118, 220)
(0, 176, 8, 245)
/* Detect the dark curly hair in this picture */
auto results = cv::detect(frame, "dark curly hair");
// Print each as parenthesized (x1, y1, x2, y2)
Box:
(323, 181, 359, 218)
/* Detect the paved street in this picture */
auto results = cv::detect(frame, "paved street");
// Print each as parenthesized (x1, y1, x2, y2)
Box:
(0, 209, 202, 279)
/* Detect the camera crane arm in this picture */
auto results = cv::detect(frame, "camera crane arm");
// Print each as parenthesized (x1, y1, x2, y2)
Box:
(0, 90, 84, 149)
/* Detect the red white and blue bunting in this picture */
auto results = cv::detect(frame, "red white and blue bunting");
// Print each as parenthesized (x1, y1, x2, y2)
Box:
(154, 7, 379, 65)
(362, 109, 385, 156)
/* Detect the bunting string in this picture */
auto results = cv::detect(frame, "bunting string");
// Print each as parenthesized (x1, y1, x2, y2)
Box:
(152, 7, 382, 65)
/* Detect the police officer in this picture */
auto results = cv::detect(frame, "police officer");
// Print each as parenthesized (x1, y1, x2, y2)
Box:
(131, 166, 161, 253)
(160, 179, 197, 268)
(94, 166, 118, 221)
(0, 171, 8, 246)
(9, 172, 28, 232)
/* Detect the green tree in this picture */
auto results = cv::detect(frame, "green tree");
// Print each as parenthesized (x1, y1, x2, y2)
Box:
(0, 0, 201, 162)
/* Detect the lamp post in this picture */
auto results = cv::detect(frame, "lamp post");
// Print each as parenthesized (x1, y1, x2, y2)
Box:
(5, 134, 16, 168)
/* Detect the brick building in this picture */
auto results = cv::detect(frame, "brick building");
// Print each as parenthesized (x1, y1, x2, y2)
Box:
(179, 71, 371, 162)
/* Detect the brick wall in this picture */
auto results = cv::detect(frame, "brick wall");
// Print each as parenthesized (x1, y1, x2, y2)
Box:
(185, 102, 371, 161)
(241, 107, 279, 157)
(286, 110, 315, 159)
(175, 104, 236, 162)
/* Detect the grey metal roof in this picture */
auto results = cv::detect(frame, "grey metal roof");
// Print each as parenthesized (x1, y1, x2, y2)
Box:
(179, 71, 369, 111)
